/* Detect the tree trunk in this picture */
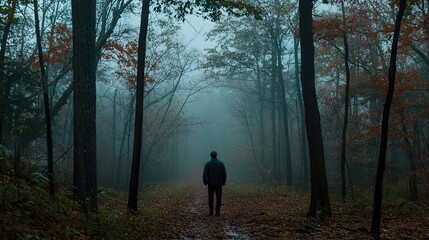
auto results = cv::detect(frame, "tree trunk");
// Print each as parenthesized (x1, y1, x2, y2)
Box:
(72, 0, 97, 210)
(128, 0, 150, 212)
(0, 1, 15, 145)
(118, 92, 135, 186)
(277, 46, 292, 186)
(399, 110, 419, 202)
(271, 49, 278, 182)
(340, 0, 351, 201)
(256, 59, 265, 170)
(294, 37, 308, 188)
(298, 0, 331, 217)
(34, 0, 55, 197)
(371, 0, 406, 236)
(241, 110, 263, 178)
(111, 88, 118, 184)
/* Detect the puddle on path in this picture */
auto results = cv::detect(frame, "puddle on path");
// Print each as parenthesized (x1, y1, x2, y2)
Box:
(188, 207, 197, 214)
(188, 189, 202, 214)
(182, 187, 251, 239)
(224, 225, 250, 239)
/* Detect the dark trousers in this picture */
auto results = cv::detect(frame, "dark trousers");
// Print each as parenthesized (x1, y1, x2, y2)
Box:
(208, 184, 222, 213)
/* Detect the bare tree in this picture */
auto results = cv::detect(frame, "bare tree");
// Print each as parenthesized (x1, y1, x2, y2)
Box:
(0, 0, 17, 145)
(371, 0, 407, 236)
(340, 0, 351, 201)
(34, 0, 55, 196)
(127, 0, 150, 212)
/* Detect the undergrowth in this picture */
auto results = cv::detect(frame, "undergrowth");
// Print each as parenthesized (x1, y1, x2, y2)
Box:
(0, 176, 192, 239)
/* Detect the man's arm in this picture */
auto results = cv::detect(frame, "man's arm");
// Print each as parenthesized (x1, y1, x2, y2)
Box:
(222, 163, 226, 186)
(203, 163, 208, 185)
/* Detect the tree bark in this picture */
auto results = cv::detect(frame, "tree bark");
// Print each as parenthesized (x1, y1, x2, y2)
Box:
(298, 0, 331, 217)
(34, 0, 55, 197)
(72, 0, 97, 210)
(371, 0, 406, 236)
(128, 0, 150, 212)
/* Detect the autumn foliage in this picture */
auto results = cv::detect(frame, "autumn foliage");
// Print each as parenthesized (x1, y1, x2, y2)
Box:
(29, 23, 158, 91)
(31, 23, 72, 69)
(313, 0, 429, 183)
(103, 40, 156, 90)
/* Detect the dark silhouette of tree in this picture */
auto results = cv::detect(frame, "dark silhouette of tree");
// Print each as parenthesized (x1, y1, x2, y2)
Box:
(111, 88, 118, 184)
(293, 37, 308, 188)
(0, 0, 17, 145)
(298, 0, 331, 217)
(340, 0, 351, 201)
(271, 49, 278, 182)
(267, 0, 292, 186)
(34, 0, 54, 197)
(371, 0, 406, 237)
(127, 0, 150, 212)
(72, 0, 97, 210)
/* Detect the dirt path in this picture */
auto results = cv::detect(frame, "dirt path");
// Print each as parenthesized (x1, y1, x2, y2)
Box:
(142, 183, 429, 239)
(176, 185, 250, 239)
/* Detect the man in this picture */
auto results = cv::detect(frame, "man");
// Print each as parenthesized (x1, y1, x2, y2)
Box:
(203, 151, 226, 216)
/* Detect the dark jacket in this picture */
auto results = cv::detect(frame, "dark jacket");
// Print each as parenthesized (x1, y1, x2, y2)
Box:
(203, 159, 226, 186)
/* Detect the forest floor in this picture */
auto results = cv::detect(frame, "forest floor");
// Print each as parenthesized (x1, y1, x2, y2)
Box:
(133, 183, 429, 239)
(1, 178, 429, 239)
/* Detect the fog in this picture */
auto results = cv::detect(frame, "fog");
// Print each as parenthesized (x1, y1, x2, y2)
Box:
(95, 76, 255, 186)
(1, 0, 423, 194)
(3, 1, 429, 238)
(175, 88, 241, 181)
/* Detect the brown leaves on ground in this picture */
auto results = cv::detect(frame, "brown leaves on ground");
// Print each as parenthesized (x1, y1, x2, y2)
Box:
(1, 178, 428, 239)
(105, 183, 429, 239)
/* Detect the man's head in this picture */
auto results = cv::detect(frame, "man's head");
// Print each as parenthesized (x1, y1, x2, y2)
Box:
(210, 151, 217, 159)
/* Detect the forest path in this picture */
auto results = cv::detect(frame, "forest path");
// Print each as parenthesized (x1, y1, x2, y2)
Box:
(140, 182, 428, 239)
(175, 185, 250, 239)
(103, 182, 428, 239)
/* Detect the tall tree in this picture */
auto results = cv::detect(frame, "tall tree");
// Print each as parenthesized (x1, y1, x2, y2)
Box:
(293, 37, 308, 187)
(268, 0, 293, 186)
(271, 48, 278, 182)
(371, 0, 406, 236)
(111, 88, 118, 184)
(34, 0, 54, 196)
(127, 0, 150, 212)
(340, 0, 351, 201)
(72, 0, 97, 210)
(0, 0, 17, 145)
(298, 0, 331, 217)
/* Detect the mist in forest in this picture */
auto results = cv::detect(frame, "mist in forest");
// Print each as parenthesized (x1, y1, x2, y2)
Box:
(0, 0, 422, 208)
(3, 0, 429, 238)
(95, 80, 253, 186)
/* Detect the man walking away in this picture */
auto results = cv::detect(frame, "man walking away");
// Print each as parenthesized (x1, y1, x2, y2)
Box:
(203, 151, 226, 216)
